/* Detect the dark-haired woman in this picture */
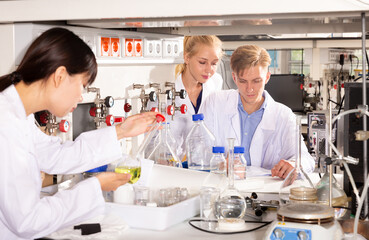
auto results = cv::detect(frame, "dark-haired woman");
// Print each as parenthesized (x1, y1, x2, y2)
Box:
(0, 27, 156, 239)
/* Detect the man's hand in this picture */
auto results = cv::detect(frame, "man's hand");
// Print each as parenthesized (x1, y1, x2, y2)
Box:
(96, 172, 131, 191)
(271, 160, 294, 179)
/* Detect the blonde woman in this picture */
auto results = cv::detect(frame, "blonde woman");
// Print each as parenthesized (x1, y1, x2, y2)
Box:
(171, 35, 224, 164)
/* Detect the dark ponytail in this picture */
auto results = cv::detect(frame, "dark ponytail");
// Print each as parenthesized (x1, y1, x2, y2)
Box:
(0, 27, 97, 92)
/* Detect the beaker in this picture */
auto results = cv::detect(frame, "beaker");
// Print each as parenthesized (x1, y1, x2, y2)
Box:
(316, 171, 348, 218)
(279, 116, 315, 204)
(115, 114, 166, 183)
(147, 122, 182, 167)
(214, 138, 246, 222)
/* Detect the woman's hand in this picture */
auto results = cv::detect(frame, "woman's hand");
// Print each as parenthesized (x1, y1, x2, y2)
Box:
(95, 172, 131, 191)
(115, 112, 157, 140)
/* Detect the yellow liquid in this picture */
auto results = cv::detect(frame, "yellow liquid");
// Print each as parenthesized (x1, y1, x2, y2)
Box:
(115, 166, 141, 184)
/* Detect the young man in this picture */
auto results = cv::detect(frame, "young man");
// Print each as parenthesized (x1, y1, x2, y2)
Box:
(202, 45, 314, 179)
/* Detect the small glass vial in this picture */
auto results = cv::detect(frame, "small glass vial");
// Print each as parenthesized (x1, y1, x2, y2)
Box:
(210, 146, 227, 176)
(233, 146, 247, 180)
(134, 186, 150, 206)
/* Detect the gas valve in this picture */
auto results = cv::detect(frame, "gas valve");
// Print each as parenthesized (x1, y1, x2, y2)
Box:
(124, 103, 132, 113)
(105, 115, 115, 126)
(176, 89, 187, 99)
(59, 120, 70, 133)
(44, 112, 70, 135)
(104, 96, 114, 108)
(87, 87, 115, 128)
(176, 104, 187, 114)
(166, 105, 175, 116)
(133, 84, 157, 113)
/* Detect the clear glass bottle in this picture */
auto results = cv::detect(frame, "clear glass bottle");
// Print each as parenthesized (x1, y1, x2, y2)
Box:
(147, 122, 182, 167)
(210, 146, 227, 176)
(214, 138, 247, 221)
(185, 113, 215, 171)
(115, 114, 166, 183)
(316, 171, 348, 218)
(279, 116, 315, 205)
(233, 146, 247, 180)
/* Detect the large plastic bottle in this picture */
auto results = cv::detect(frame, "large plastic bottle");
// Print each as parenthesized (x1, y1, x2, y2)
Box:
(210, 146, 227, 176)
(185, 113, 216, 171)
(233, 146, 247, 180)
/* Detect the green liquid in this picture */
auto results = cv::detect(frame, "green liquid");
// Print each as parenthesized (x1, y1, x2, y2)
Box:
(115, 166, 141, 184)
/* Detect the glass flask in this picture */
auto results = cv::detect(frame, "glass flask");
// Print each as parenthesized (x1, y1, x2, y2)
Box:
(214, 138, 247, 222)
(147, 122, 182, 167)
(186, 113, 216, 171)
(316, 171, 348, 218)
(279, 116, 315, 205)
(115, 114, 166, 184)
(210, 146, 227, 176)
(233, 146, 247, 180)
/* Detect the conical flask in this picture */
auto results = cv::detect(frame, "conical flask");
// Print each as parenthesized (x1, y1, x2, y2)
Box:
(147, 122, 182, 167)
(115, 114, 166, 183)
(316, 171, 348, 218)
(215, 138, 246, 222)
(279, 116, 315, 204)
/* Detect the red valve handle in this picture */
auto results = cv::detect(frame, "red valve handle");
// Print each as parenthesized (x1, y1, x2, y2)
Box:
(167, 105, 174, 116)
(115, 116, 125, 123)
(151, 107, 158, 112)
(39, 111, 49, 124)
(124, 103, 132, 113)
(180, 104, 187, 114)
(59, 120, 70, 133)
(89, 107, 97, 117)
(105, 115, 115, 126)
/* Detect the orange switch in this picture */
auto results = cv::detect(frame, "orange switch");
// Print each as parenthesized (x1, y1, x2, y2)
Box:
(100, 37, 111, 57)
(134, 39, 143, 57)
(111, 38, 120, 57)
(125, 39, 134, 57)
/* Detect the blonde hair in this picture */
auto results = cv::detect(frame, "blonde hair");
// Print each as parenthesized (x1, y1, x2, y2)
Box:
(230, 45, 271, 76)
(175, 35, 223, 77)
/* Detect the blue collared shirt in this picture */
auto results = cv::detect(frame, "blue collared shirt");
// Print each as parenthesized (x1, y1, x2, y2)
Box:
(237, 92, 267, 166)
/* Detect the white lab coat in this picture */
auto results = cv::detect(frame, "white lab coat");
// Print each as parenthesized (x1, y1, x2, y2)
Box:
(166, 73, 223, 160)
(202, 89, 315, 173)
(0, 85, 122, 240)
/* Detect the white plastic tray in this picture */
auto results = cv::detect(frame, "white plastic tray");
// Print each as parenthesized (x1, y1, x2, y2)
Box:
(105, 196, 200, 231)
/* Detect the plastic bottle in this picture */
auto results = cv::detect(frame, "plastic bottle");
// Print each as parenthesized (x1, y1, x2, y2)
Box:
(233, 146, 247, 180)
(210, 146, 227, 176)
(185, 113, 216, 171)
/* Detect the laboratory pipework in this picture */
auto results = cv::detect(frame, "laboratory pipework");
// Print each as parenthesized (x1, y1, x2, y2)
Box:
(164, 81, 187, 119)
(87, 86, 115, 128)
(42, 112, 70, 135)
(133, 83, 157, 113)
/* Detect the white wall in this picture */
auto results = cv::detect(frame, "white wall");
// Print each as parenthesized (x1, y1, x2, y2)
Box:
(0, 24, 15, 75)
